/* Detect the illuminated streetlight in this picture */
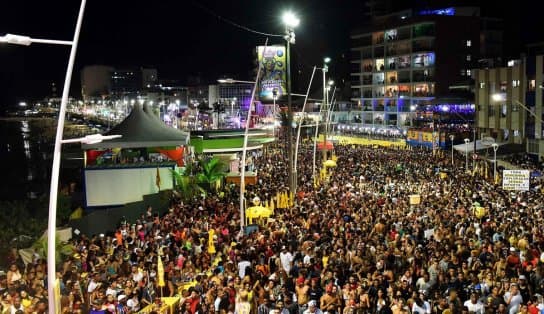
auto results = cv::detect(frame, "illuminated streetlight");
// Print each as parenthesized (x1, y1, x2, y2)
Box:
(1, 1, 87, 313)
(492, 143, 499, 182)
(282, 11, 299, 194)
(216, 75, 260, 232)
(217, 78, 255, 84)
(282, 11, 300, 28)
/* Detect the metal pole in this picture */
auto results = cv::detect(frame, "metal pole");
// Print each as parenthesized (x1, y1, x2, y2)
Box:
(31, 38, 73, 46)
(326, 86, 337, 137)
(492, 143, 498, 182)
(294, 66, 317, 191)
(313, 119, 319, 183)
(465, 141, 469, 171)
(272, 88, 278, 138)
(450, 135, 454, 166)
(322, 65, 327, 162)
(472, 128, 476, 170)
(286, 31, 295, 195)
(494, 149, 497, 180)
(272, 94, 276, 137)
(240, 39, 267, 234)
(47, 0, 86, 313)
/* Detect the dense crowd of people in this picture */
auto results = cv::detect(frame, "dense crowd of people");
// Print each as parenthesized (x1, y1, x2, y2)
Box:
(2, 142, 544, 314)
(506, 154, 544, 172)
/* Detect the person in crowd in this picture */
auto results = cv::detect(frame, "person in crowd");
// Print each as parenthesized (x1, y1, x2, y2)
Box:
(4, 142, 544, 314)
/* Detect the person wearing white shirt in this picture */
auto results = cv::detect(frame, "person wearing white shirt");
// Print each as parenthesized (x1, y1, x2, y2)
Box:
(463, 293, 485, 314)
(238, 256, 251, 279)
(504, 284, 523, 314)
(131, 265, 143, 283)
(279, 246, 294, 274)
(411, 293, 431, 314)
(87, 273, 101, 293)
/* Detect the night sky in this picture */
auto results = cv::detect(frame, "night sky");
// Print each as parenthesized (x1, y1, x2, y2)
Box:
(0, 0, 540, 109)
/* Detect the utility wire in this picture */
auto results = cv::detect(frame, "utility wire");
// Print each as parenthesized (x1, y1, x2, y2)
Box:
(190, 1, 284, 37)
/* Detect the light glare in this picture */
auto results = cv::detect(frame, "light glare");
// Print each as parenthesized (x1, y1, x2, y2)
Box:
(282, 12, 300, 28)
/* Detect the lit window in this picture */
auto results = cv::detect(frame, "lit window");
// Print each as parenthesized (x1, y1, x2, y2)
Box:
(460, 69, 465, 76)
(479, 82, 485, 89)
(466, 69, 471, 76)
(466, 54, 471, 61)
(512, 80, 520, 87)
(466, 40, 471, 47)
(529, 80, 536, 91)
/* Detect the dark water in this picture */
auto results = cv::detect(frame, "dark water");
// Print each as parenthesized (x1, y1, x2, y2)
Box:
(0, 118, 90, 200)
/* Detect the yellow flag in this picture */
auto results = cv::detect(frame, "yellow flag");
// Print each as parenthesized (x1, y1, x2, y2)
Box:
(54, 279, 61, 314)
(208, 229, 216, 254)
(289, 192, 294, 207)
(158, 253, 165, 287)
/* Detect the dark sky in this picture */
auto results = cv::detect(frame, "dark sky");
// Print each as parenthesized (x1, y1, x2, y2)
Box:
(0, 0, 362, 107)
(0, 0, 540, 108)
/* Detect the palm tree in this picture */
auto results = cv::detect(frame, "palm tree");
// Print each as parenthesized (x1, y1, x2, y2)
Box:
(171, 162, 203, 201)
(31, 233, 75, 265)
(196, 157, 226, 194)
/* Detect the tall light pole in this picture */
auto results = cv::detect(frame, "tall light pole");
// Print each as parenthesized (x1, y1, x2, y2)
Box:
(272, 88, 278, 137)
(2, 2, 87, 312)
(449, 134, 455, 166)
(464, 138, 470, 171)
(283, 11, 299, 195)
(322, 57, 330, 162)
(492, 143, 499, 181)
(294, 66, 317, 193)
(217, 75, 262, 234)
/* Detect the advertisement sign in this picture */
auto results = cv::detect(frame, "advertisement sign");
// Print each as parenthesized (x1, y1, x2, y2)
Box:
(257, 45, 286, 98)
(503, 170, 530, 191)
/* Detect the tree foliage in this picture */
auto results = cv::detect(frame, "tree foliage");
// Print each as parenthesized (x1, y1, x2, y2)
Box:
(31, 232, 75, 265)
(171, 157, 226, 200)
(196, 157, 226, 193)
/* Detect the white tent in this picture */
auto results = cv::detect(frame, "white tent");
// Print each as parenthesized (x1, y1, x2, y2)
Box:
(453, 140, 507, 153)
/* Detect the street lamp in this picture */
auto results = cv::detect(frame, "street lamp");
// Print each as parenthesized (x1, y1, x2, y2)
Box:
(464, 138, 470, 171)
(217, 78, 256, 84)
(272, 88, 278, 137)
(492, 143, 499, 182)
(60, 134, 121, 145)
(283, 11, 299, 196)
(322, 57, 330, 162)
(218, 73, 262, 234)
(0, 33, 73, 46)
(449, 134, 455, 166)
(2, 1, 87, 312)
(294, 66, 318, 192)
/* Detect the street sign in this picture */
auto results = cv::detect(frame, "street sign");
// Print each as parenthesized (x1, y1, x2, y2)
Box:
(503, 170, 530, 191)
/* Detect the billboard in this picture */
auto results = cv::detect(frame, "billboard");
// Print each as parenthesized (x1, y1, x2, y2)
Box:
(257, 45, 286, 98)
(502, 170, 530, 191)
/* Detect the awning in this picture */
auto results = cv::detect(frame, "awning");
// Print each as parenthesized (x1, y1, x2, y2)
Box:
(453, 140, 507, 153)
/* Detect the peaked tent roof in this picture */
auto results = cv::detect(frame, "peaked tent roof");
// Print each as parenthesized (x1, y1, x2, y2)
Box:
(82, 104, 189, 149)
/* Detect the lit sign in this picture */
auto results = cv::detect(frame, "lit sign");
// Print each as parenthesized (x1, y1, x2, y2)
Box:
(257, 46, 287, 99)
(419, 7, 455, 16)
